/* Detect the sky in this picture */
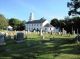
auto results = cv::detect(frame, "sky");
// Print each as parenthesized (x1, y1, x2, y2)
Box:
(0, 0, 70, 21)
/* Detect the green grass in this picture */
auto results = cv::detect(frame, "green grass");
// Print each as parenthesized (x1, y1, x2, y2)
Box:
(0, 32, 80, 59)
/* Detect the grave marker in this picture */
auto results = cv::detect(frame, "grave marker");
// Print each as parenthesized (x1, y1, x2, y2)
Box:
(40, 29, 43, 36)
(0, 32, 6, 45)
(15, 31, 25, 43)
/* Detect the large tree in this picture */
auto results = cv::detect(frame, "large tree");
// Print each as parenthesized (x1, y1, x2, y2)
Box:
(67, 0, 80, 16)
(50, 18, 59, 27)
(8, 18, 22, 30)
(17, 21, 25, 30)
(0, 14, 8, 29)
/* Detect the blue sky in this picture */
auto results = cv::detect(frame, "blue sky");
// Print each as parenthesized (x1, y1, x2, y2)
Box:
(0, 0, 70, 21)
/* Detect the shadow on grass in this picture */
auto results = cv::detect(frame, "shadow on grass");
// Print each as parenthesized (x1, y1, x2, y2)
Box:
(0, 37, 80, 59)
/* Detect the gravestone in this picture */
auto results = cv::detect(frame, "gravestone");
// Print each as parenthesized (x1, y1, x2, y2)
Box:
(62, 28, 67, 35)
(15, 32, 25, 43)
(0, 32, 6, 45)
(50, 31, 53, 35)
(37, 31, 39, 34)
(40, 29, 43, 36)
(41, 35, 44, 40)
(73, 30, 76, 35)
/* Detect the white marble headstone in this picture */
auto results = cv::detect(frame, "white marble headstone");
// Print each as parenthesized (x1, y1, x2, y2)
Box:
(40, 29, 43, 36)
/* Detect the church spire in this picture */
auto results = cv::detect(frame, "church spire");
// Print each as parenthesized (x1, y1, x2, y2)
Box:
(29, 12, 34, 21)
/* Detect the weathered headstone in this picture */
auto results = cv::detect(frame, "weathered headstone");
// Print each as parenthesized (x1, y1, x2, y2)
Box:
(42, 35, 44, 40)
(37, 31, 39, 34)
(50, 31, 53, 35)
(40, 29, 43, 36)
(62, 28, 67, 35)
(15, 31, 25, 43)
(0, 32, 6, 45)
(59, 32, 61, 35)
(73, 30, 76, 35)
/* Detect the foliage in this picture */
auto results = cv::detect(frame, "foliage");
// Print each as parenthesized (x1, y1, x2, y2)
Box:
(50, 16, 80, 34)
(8, 18, 22, 30)
(19, 21, 25, 30)
(0, 14, 8, 30)
(67, 0, 80, 16)
(50, 18, 60, 27)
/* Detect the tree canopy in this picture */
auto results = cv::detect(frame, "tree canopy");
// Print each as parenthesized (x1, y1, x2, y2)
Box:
(50, 18, 60, 27)
(8, 18, 22, 30)
(50, 16, 80, 34)
(0, 14, 8, 29)
(67, 0, 80, 16)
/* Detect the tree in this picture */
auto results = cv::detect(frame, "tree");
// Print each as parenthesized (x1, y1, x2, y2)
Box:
(50, 18, 59, 27)
(18, 21, 25, 30)
(61, 16, 80, 34)
(0, 14, 8, 30)
(67, 0, 80, 16)
(8, 18, 22, 30)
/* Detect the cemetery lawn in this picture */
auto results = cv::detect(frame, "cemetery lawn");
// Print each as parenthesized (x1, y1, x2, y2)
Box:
(0, 32, 80, 59)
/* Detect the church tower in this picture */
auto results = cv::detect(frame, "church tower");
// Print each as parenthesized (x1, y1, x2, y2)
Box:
(29, 12, 34, 21)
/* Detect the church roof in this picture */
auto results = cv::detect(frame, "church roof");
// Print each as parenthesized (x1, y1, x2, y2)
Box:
(26, 18, 46, 24)
(44, 23, 53, 27)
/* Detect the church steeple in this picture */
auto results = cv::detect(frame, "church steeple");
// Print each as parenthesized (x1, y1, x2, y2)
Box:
(29, 12, 34, 21)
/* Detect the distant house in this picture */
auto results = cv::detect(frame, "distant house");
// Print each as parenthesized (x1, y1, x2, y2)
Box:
(25, 13, 58, 32)
(44, 23, 55, 32)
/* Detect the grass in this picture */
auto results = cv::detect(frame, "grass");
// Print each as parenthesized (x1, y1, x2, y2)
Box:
(0, 32, 80, 59)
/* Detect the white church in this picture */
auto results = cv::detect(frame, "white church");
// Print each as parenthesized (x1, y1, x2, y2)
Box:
(25, 13, 59, 32)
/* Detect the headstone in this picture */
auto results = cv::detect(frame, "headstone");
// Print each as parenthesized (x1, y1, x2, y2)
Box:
(59, 32, 61, 35)
(62, 28, 67, 35)
(73, 30, 76, 35)
(40, 29, 43, 36)
(42, 35, 44, 40)
(15, 31, 25, 43)
(50, 31, 53, 35)
(37, 31, 39, 34)
(24, 31, 27, 39)
(0, 32, 6, 45)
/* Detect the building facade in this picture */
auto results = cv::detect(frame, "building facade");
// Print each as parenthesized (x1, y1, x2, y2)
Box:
(25, 13, 56, 32)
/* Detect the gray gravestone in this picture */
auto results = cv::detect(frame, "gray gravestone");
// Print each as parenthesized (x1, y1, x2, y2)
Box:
(0, 32, 6, 45)
(15, 32, 25, 43)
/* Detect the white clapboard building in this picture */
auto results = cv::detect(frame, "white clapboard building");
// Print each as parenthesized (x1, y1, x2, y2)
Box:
(25, 13, 58, 32)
